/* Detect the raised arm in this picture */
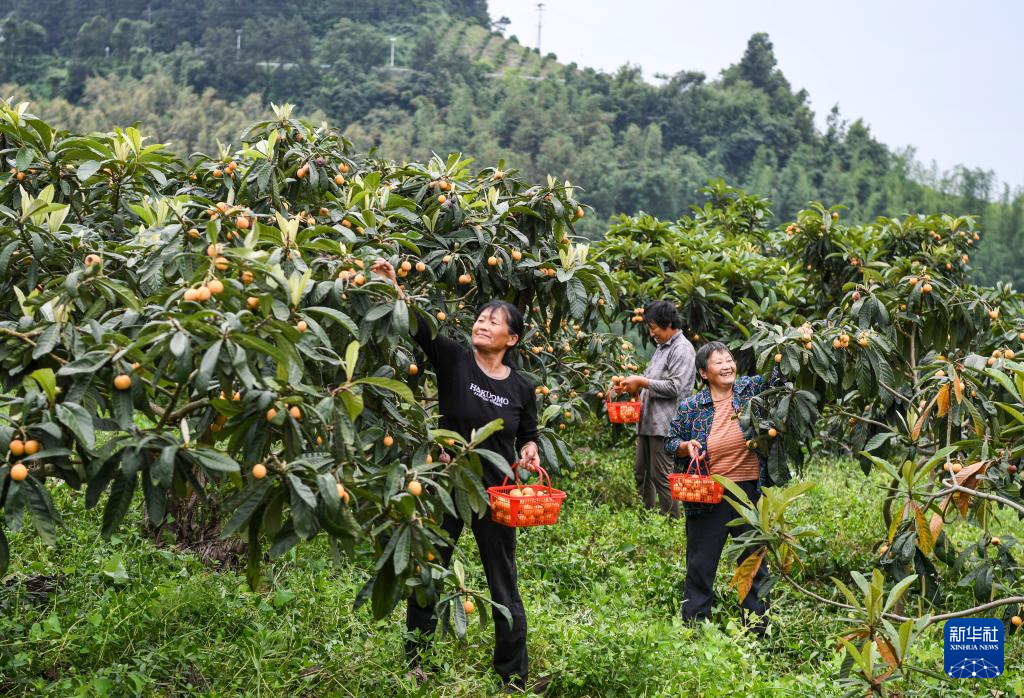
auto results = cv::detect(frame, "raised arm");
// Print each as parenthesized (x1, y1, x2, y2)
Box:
(748, 364, 784, 396)
(371, 257, 458, 368)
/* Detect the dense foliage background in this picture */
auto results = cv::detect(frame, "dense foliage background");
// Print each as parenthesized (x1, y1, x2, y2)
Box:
(2, 0, 1022, 286)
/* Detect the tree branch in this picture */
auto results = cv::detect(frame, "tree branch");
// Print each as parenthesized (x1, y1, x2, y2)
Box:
(167, 398, 210, 424)
(781, 572, 909, 622)
(878, 381, 912, 406)
(937, 478, 1024, 517)
(157, 382, 186, 430)
(924, 597, 1024, 627)
(781, 576, 1024, 629)
(836, 408, 891, 432)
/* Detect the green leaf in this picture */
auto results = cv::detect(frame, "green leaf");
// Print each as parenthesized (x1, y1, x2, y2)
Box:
(470, 419, 505, 446)
(26, 480, 60, 545)
(862, 431, 897, 453)
(884, 574, 919, 613)
(392, 298, 410, 336)
(392, 527, 411, 575)
(371, 563, 399, 620)
(712, 475, 754, 509)
(32, 324, 61, 360)
(344, 341, 360, 381)
(57, 350, 109, 376)
(102, 472, 137, 539)
(288, 473, 318, 509)
(221, 479, 272, 538)
(195, 340, 223, 394)
(55, 402, 96, 450)
(100, 555, 130, 585)
(452, 593, 468, 639)
(189, 447, 240, 473)
(305, 306, 359, 337)
(985, 368, 1020, 401)
(356, 376, 414, 404)
(28, 368, 58, 405)
(232, 333, 289, 367)
(339, 390, 364, 421)
(247, 512, 263, 591)
(76, 160, 101, 182)
(475, 448, 515, 481)
(170, 331, 190, 357)
(153, 445, 177, 488)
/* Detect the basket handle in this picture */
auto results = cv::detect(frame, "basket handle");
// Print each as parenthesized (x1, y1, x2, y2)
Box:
(501, 464, 552, 489)
(605, 382, 635, 404)
(683, 453, 708, 476)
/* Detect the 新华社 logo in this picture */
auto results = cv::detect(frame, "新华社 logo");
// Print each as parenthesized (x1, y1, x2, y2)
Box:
(944, 619, 1004, 678)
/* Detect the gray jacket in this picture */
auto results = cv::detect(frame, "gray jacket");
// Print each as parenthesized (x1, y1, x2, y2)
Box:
(639, 331, 696, 436)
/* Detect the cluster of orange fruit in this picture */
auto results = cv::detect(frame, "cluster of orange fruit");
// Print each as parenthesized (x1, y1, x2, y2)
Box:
(988, 348, 1016, 366)
(908, 275, 934, 294)
(211, 161, 240, 179)
(669, 474, 724, 504)
(6, 438, 42, 482)
(491, 486, 562, 527)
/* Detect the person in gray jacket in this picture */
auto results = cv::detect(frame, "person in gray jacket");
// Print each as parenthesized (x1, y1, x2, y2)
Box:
(612, 300, 696, 518)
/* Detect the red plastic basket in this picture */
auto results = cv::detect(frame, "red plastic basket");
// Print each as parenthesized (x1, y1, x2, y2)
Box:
(669, 454, 724, 504)
(605, 385, 641, 424)
(488, 466, 567, 528)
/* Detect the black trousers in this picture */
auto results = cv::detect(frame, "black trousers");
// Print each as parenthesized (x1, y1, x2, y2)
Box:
(682, 479, 769, 631)
(405, 510, 528, 686)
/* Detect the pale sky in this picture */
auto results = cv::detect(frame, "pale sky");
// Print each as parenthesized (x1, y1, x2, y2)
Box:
(488, 0, 1023, 190)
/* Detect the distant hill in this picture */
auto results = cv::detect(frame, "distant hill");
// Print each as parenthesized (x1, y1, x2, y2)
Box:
(1, 1, 1021, 285)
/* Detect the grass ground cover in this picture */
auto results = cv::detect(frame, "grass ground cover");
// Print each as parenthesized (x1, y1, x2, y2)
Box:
(1, 426, 1021, 696)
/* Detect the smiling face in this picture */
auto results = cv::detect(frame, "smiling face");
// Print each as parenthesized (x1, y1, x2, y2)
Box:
(472, 306, 518, 355)
(646, 321, 677, 346)
(700, 349, 737, 391)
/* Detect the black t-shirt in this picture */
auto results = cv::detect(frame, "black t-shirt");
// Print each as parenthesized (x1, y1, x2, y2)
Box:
(413, 318, 539, 488)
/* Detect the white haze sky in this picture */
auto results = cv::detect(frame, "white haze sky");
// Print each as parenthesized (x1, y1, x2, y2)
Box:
(487, 0, 1024, 190)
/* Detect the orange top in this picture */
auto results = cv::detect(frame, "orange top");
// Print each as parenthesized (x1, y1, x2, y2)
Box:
(707, 396, 760, 482)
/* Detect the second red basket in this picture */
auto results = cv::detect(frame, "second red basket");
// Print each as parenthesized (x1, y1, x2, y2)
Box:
(488, 466, 567, 528)
(669, 454, 724, 504)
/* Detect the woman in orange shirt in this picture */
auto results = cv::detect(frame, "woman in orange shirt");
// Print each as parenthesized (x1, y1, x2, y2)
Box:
(664, 341, 783, 635)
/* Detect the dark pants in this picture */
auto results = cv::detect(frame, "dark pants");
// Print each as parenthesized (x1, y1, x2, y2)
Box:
(634, 435, 679, 518)
(682, 480, 769, 632)
(406, 510, 528, 686)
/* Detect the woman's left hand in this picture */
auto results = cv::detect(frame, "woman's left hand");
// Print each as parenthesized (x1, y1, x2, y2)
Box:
(518, 442, 541, 473)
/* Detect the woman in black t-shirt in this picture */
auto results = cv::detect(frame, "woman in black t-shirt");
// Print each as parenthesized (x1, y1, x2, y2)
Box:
(371, 259, 541, 693)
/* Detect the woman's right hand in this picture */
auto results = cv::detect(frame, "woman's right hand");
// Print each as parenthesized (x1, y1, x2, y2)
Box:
(676, 439, 702, 460)
(370, 258, 398, 285)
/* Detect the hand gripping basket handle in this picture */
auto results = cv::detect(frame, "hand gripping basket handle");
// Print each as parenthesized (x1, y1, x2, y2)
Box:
(605, 384, 631, 404)
(684, 452, 708, 476)
(501, 464, 552, 489)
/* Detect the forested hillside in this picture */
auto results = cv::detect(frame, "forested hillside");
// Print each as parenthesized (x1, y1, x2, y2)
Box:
(2, 0, 1021, 284)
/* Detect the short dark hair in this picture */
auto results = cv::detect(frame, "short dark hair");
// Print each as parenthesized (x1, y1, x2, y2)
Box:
(695, 341, 731, 373)
(476, 300, 525, 366)
(643, 300, 682, 330)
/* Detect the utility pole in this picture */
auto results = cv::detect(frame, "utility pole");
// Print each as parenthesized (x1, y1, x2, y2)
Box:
(236, 28, 243, 55)
(536, 3, 545, 54)
(389, 37, 396, 67)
